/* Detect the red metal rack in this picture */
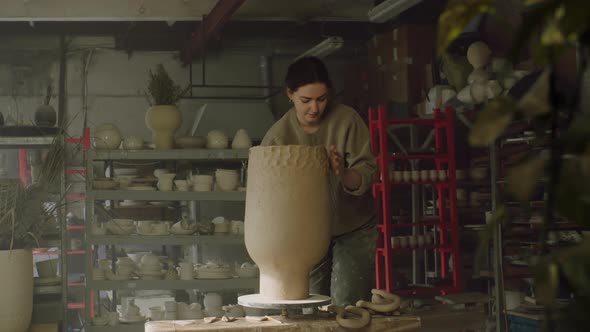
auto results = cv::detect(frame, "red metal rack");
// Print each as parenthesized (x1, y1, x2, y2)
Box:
(369, 105, 461, 295)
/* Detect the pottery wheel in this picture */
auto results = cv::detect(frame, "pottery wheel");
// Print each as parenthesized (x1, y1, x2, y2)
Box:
(238, 294, 331, 310)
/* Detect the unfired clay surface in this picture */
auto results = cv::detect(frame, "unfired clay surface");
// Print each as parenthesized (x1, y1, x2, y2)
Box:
(0, 249, 33, 332)
(244, 145, 331, 300)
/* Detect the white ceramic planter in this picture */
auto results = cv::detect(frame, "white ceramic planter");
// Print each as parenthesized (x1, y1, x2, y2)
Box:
(145, 105, 182, 150)
(0, 249, 33, 332)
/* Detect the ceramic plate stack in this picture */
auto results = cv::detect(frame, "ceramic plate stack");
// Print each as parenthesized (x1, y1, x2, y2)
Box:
(119, 200, 144, 207)
(195, 262, 232, 279)
(236, 262, 259, 278)
(113, 168, 138, 177)
(106, 219, 136, 235)
(137, 254, 164, 280)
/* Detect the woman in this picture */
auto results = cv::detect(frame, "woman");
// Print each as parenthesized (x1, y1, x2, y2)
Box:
(261, 56, 377, 306)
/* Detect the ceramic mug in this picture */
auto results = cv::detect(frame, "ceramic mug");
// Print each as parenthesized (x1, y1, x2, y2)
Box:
(411, 170, 420, 182)
(425, 233, 434, 245)
(178, 262, 194, 280)
(157, 178, 174, 192)
(408, 236, 417, 247)
(429, 169, 438, 181)
(402, 171, 411, 182)
(137, 220, 152, 233)
(420, 170, 429, 181)
(164, 301, 177, 312)
(399, 236, 408, 248)
(417, 235, 425, 247)
(149, 307, 164, 321)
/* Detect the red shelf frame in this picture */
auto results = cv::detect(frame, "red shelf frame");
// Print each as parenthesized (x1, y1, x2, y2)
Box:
(369, 106, 461, 295)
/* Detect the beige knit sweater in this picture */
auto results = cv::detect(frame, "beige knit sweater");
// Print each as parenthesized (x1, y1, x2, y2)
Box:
(261, 103, 376, 236)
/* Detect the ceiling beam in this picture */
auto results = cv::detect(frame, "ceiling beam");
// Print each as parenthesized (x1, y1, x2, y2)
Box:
(181, 0, 246, 65)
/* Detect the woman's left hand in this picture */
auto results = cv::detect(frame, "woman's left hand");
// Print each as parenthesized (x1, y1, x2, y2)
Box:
(329, 145, 345, 176)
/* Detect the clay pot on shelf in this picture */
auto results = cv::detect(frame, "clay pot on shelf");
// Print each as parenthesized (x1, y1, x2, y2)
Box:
(402, 171, 411, 182)
(94, 123, 122, 149)
(399, 236, 408, 248)
(420, 170, 429, 181)
(145, 105, 182, 150)
(411, 170, 420, 182)
(417, 235, 425, 247)
(206, 130, 229, 149)
(231, 129, 252, 149)
(408, 236, 417, 248)
(429, 169, 438, 181)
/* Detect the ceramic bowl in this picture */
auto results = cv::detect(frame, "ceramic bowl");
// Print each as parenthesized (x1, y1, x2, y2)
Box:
(215, 169, 239, 191)
(93, 179, 117, 190)
(113, 168, 138, 176)
(469, 167, 488, 180)
(193, 182, 212, 192)
(123, 136, 144, 150)
(114, 175, 138, 189)
(174, 180, 191, 191)
(206, 130, 229, 149)
(153, 168, 171, 178)
(140, 254, 160, 266)
(126, 252, 151, 265)
(111, 219, 134, 227)
(175, 136, 206, 149)
(192, 174, 214, 184)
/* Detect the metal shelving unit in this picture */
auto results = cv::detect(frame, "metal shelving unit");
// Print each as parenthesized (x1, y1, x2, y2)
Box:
(370, 106, 461, 295)
(89, 149, 248, 161)
(88, 234, 244, 245)
(87, 278, 258, 291)
(84, 147, 255, 329)
(90, 190, 245, 201)
(87, 324, 144, 332)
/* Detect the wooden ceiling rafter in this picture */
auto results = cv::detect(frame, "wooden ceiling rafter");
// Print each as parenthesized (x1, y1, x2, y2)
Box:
(181, 0, 247, 65)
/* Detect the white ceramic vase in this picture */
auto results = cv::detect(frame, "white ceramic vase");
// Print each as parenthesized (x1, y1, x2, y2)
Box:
(94, 123, 122, 149)
(245, 145, 331, 300)
(0, 249, 33, 332)
(145, 105, 182, 150)
(231, 129, 252, 149)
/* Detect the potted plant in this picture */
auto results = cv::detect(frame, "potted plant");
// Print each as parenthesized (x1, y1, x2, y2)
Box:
(439, 0, 590, 329)
(144, 64, 189, 149)
(0, 134, 64, 332)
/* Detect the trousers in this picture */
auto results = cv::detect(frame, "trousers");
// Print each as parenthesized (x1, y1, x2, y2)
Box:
(309, 219, 378, 306)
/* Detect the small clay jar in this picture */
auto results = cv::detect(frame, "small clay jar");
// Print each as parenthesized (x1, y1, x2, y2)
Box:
(391, 237, 400, 248)
(417, 235, 425, 247)
(429, 169, 438, 181)
(411, 170, 420, 182)
(408, 236, 417, 247)
(399, 236, 408, 248)
(402, 170, 411, 182)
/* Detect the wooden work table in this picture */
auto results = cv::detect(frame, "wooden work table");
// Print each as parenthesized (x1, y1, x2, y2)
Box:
(145, 315, 421, 332)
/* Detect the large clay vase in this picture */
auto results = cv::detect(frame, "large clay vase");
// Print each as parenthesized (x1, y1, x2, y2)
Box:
(145, 105, 182, 150)
(245, 145, 331, 300)
(0, 249, 33, 332)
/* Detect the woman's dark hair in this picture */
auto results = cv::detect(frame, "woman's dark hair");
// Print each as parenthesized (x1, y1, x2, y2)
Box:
(285, 56, 333, 91)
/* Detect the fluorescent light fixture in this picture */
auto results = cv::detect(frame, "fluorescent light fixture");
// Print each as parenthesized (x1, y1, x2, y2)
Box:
(295, 36, 344, 60)
(368, 0, 422, 23)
